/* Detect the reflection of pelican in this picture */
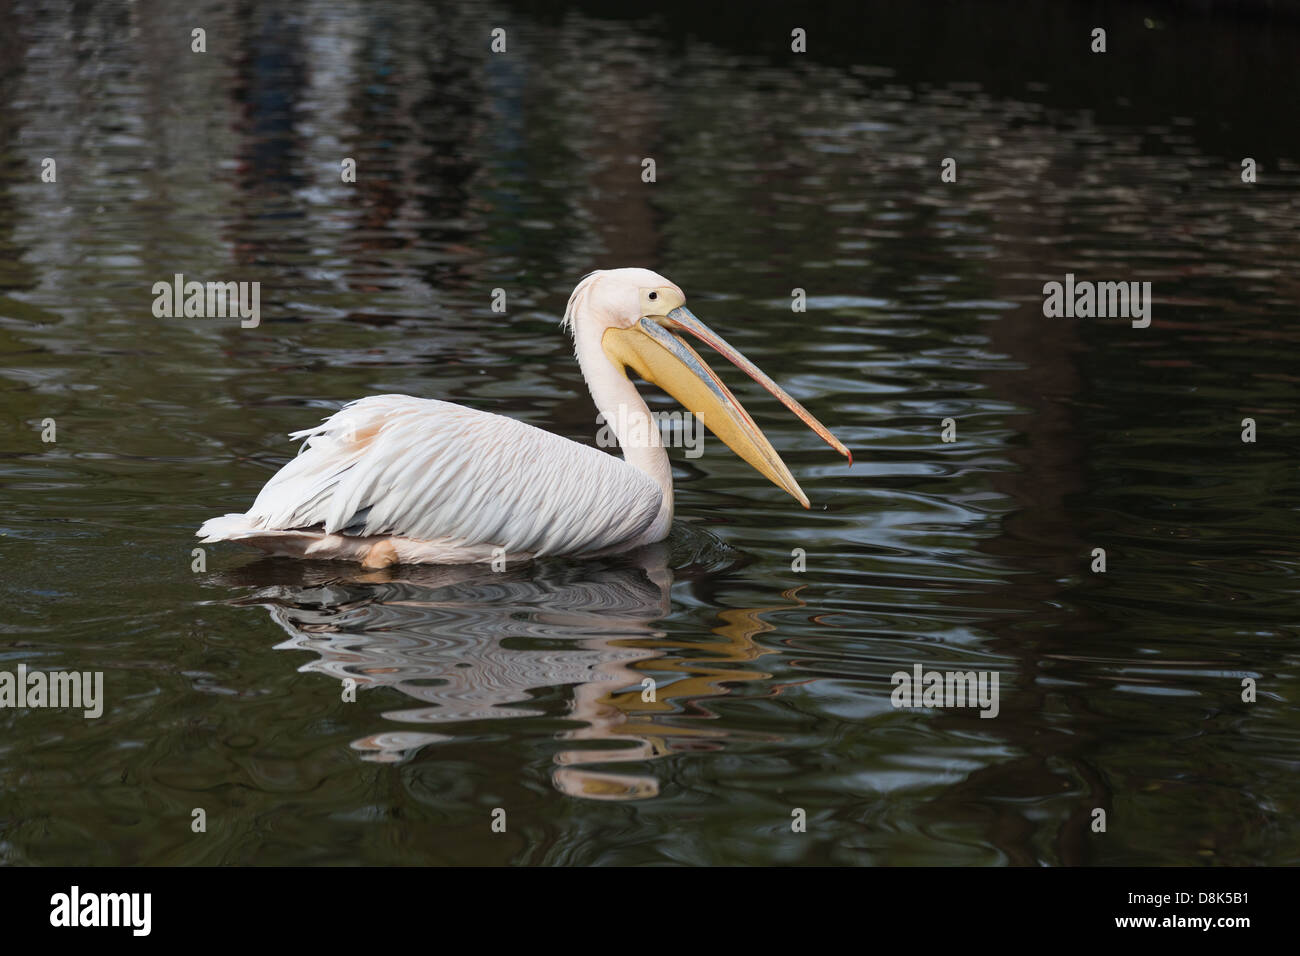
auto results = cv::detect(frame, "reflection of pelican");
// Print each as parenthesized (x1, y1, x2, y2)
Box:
(220, 533, 786, 799)
(199, 269, 849, 567)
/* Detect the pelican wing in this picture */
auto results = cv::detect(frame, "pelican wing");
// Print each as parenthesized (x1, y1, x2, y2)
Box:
(235, 395, 662, 556)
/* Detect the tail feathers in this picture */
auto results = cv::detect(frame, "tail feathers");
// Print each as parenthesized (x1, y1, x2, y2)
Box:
(197, 512, 248, 541)
(198, 513, 346, 560)
(198, 513, 272, 542)
(197, 513, 526, 565)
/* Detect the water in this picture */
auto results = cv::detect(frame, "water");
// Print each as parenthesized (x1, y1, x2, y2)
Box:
(1, 0, 1298, 865)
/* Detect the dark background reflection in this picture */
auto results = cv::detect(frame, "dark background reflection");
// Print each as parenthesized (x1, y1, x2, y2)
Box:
(0, 0, 1296, 864)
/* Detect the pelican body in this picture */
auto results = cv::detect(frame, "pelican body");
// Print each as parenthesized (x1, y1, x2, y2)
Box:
(199, 269, 849, 567)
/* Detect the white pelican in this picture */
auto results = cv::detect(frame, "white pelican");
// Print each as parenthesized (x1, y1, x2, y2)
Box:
(199, 268, 850, 568)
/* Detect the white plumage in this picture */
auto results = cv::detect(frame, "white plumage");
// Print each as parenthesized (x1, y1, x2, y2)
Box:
(199, 268, 848, 567)
(199, 395, 662, 565)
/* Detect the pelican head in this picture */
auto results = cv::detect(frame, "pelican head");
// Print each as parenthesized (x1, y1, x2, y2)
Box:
(565, 268, 851, 508)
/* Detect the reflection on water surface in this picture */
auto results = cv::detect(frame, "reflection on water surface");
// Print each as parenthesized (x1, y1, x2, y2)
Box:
(0, 0, 1297, 864)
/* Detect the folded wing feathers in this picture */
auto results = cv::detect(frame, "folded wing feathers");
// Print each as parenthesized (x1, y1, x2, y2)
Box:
(242, 395, 661, 556)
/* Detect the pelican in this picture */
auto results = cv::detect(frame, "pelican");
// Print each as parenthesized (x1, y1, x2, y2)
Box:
(198, 268, 850, 568)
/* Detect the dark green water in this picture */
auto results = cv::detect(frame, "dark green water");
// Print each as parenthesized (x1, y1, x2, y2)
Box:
(1, 0, 1297, 865)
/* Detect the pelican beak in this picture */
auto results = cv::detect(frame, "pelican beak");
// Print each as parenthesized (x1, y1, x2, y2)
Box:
(601, 307, 851, 508)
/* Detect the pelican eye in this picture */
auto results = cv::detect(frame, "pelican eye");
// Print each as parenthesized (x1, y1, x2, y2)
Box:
(648, 291, 658, 300)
